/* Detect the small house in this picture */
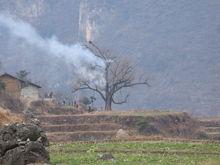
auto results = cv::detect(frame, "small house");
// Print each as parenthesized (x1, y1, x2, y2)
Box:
(0, 73, 41, 100)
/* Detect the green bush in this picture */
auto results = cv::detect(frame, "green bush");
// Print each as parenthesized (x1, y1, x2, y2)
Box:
(196, 131, 209, 140)
(0, 80, 5, 91)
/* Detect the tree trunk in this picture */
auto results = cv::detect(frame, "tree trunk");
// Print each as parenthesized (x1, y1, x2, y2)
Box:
(105, 98, 112, 111)
(104, 63, 112, 111)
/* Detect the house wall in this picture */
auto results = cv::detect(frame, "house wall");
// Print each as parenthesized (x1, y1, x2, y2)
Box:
(21, 86, 40, 100)
(0, 76, 21, 97)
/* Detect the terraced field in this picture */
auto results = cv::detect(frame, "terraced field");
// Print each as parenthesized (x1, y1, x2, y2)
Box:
(38, 111, 220, 164)
(198, 117, 220, 140)
(37, 111, 197, 142)
(49, 141, 220, 165)
(38, 114, 127, 141)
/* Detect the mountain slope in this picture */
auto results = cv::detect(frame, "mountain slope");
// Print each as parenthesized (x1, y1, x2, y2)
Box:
(0, 0, 220, 115)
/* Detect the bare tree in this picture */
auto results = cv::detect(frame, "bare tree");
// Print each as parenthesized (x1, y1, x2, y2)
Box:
(73, 41, 149, 111)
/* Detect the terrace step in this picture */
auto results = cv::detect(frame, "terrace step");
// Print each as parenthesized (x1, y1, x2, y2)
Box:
(46, 131, 117, 142)
(37, 114, 138, 142)
(37, 112, 195, 142)
(37, 114, 141, 126)
(201, 127, 220, 132)
(206, 132, 220, 140)
(42, 123, 122, 132)
(38, 115, 115, 125)
(199, 120, 220, 127)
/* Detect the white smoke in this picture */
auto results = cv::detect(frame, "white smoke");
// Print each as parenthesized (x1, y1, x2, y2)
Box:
(0, 14, 105, 82)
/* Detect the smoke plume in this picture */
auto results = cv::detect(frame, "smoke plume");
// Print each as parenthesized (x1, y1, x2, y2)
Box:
(0, 14, 105, 81)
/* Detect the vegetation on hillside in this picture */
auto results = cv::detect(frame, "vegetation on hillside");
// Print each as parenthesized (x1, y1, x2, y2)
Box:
(0, 93, 24, 113)
(0, 107, 23, 126)
(0, 80, 5, 91)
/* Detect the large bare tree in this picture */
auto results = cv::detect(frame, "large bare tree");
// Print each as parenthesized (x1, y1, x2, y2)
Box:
(73, 41, 149, 111)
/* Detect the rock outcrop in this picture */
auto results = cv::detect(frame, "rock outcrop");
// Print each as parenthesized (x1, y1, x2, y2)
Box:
(115, 129, 130, 139)
(0, 123, 49, 165)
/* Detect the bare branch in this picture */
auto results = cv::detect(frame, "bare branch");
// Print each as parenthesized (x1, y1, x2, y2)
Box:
(84, 41, 108, 60)
(73, 81, 106, 101)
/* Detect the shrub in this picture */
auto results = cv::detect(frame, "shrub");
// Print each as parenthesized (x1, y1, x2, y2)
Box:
(136, 118, 160, 135)
(0, 80, 5, 92)
(196, 131, 209, 140)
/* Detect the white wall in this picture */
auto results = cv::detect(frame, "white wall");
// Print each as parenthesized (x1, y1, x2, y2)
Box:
(21, 86, 40, 100)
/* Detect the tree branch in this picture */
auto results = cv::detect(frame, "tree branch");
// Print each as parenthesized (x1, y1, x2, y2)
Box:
(73, 81, 106, 101)
(113, 80, 150, 95)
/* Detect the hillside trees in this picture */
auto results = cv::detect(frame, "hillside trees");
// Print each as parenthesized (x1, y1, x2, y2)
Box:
(73, 41, 149, 111)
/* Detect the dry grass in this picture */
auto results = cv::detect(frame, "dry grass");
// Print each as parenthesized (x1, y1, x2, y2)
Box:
(0, 92, 24, 113)
(30, 100, 83, 116)
(82, 110, 184, 117)
(0, 106, 23, 126)
(198, 117, 220, 121)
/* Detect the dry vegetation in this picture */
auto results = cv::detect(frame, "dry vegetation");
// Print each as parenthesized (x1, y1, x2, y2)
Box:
(0, 93, 24, 126)
(0, 107, 23, 126)
(86, 110, 184, 116)
(0, 92, 24, 113)
(29, 100, 83, 115)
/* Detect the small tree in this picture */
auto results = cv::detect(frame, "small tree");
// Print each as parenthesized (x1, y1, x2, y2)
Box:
(73, 41, 149, 111)
(16, 70, 30, 81)
(78, 96, 97, 112)
(16, 70, 30, 87)
(79, 96, 92, 106)
(90, 96, 96, 107)
(0, 80, 5, 92)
